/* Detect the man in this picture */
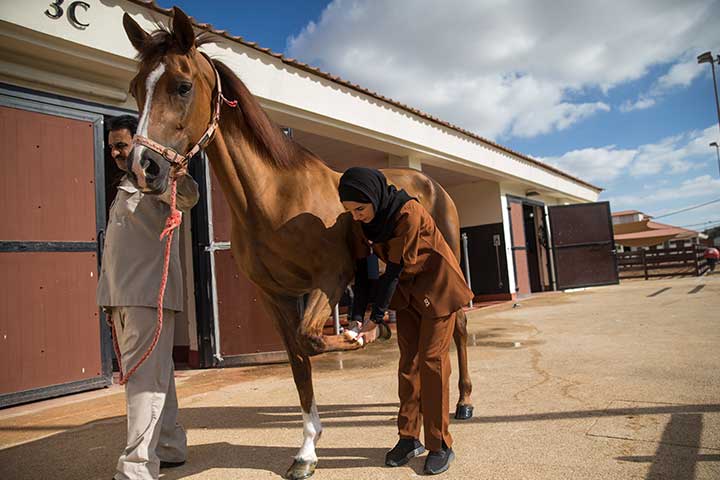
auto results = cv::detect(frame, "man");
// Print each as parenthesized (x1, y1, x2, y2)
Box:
(98, 115, 199, 480)
(705, 246, 719, 272)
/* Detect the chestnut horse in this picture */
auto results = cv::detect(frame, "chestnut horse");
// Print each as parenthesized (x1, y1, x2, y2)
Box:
(122, 8, 473, 479)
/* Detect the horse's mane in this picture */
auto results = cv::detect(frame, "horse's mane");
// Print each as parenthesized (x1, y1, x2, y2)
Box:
(135, 24, 214, 63)
(212, 59, 308, 170)
(135, 24, 308, 170)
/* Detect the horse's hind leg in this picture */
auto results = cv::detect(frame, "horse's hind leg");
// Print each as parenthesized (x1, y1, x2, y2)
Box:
(453, 308, 474, 419)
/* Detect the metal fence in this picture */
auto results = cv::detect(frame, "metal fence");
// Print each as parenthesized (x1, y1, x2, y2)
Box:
(617, 245, 709, 279)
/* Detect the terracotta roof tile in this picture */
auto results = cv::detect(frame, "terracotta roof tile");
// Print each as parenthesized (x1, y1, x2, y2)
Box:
(126, 0, 602, 192)
(614, 228, 684, 240)
(612, 209, 643, 216)
(646, 221, 698, 235)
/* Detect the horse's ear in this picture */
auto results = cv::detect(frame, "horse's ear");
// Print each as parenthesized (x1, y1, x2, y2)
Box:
(123, 13, 150, 53)
(172, 7, 195, 53)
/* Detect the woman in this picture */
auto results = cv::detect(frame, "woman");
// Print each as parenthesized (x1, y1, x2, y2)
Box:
(339, 167, 473, 475)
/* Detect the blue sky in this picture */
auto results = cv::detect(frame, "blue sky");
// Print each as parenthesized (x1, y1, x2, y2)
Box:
(158, 0, 720, 232)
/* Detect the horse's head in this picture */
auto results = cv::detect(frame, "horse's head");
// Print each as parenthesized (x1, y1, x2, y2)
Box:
(122, 7, 215, 194)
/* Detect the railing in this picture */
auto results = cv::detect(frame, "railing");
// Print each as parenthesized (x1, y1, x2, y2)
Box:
(617, 245, 709, 279)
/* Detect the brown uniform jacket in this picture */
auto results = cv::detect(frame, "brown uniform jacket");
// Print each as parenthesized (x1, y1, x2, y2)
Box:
(351, 200, 473, 318)
(96, 175, 199, 311)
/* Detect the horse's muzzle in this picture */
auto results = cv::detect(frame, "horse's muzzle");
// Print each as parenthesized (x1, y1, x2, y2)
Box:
(128, 148, 170, 194)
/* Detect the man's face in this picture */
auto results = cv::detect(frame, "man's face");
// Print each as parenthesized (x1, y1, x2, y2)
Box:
(108, 128, 133, 172)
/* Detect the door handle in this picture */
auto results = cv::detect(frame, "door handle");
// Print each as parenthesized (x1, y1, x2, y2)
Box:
(97, 229, 105, 269)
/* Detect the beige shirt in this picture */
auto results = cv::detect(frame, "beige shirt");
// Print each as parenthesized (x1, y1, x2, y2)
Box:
(97, 175, 199, 311)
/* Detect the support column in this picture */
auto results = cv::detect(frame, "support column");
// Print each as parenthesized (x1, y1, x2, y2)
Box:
(500, 194, 517, 296)
(387, 154, 422, 171)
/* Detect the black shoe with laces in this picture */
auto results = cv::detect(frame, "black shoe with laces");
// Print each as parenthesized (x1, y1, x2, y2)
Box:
(385, 438, 426, 467)
(423, 446, 454, 475)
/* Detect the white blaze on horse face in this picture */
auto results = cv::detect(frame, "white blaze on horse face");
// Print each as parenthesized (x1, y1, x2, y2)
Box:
(295, 400, 322, 463)
(132, 62, 166, 188)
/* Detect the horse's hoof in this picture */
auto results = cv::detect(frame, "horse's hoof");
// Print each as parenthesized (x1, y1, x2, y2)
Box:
(454, 404, 474, 420)
(285, 459, 317, 480)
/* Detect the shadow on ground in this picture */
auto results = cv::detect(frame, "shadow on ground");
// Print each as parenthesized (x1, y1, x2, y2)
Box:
(2, 402, 719, 479)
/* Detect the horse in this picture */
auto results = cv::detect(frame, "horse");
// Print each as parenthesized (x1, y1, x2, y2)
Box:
(121, 8, 473, 479)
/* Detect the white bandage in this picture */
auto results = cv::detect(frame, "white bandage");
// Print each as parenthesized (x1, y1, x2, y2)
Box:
(343, 328, 364, 346)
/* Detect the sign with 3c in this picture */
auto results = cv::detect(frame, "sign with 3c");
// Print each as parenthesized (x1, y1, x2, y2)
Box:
(45, 0, 91, 29)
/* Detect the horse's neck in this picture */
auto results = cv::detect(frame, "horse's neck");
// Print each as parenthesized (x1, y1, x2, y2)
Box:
(206, 126, 337, 230)
(205, 129, 270, 225)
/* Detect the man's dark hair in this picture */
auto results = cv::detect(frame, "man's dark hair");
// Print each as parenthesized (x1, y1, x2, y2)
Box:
(108, 115, 138, 136)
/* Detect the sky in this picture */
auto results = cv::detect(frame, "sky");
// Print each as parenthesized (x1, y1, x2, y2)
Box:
(157, 0, 720, 232)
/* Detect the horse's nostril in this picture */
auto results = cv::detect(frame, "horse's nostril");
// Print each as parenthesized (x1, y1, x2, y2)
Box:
(140, 154, 160, 178)
(146, 160, 159, 177)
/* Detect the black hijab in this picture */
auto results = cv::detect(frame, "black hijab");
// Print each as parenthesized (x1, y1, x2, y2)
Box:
(338, 167, 414, 243)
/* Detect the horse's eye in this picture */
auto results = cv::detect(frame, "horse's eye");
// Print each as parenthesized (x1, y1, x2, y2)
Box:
(177, 82, 192, 97)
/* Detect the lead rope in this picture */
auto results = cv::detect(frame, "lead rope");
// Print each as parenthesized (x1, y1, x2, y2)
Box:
(111, 178, 182, 385)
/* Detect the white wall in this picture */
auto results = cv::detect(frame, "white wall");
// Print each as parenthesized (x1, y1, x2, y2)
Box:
(612, 213, 644, 225)
(499, 183, 569, 207)
(447, 180, 503, 227)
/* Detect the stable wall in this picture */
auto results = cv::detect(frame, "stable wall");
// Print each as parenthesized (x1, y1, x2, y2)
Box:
(447, 180, 503, 228)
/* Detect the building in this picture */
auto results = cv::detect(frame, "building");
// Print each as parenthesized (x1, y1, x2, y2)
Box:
(703, 225, 720, 247)
(612, 210, 706, 250)
(0, 0, 618, 406)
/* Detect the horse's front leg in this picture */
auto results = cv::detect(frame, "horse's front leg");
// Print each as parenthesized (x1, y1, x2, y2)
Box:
(260, 293, 324, 479)
(286, 352, 322, 480)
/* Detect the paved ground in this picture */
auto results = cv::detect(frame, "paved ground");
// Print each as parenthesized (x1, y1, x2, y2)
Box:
(1, 274, 719, 479)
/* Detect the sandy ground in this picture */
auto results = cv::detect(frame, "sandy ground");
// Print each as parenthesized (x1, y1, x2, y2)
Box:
(1, 273, 719, 480)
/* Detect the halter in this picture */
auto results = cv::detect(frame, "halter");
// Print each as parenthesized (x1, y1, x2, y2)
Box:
(132, 53, 237, 176)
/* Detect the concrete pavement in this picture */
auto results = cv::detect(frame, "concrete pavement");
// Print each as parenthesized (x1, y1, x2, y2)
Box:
(1, 274, 718, 479)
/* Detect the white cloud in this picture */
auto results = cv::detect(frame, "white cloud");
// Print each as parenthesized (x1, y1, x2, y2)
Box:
(620, 97, 656, 112)
(657, 59, 705, 90)
(288, 0, 719, 139)
(542, 146, 636, 183)
(620, 57, 709, 113)
(610, 175, 720, 208)
(593, 125, 720, 227)
(540, 125, 718, 183)
(630, 126, 718, 176)
(604, 179, 720, 229)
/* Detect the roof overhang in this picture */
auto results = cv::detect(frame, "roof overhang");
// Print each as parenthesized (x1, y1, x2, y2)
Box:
(1, 0, 601, 202)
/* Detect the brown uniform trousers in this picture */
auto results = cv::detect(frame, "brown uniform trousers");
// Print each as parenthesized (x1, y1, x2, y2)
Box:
(351, 200, 473, 451)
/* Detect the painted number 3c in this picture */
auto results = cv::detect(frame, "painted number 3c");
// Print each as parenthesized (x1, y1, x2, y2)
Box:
(45, 0, 91, 28)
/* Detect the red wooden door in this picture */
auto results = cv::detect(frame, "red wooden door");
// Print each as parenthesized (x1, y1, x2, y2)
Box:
(508, 199, 531, 297)
(0, 105, 106, 406)
(209, 170, 285, 361)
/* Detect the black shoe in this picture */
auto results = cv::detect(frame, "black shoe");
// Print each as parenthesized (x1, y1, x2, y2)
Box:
(423, 447, 454, 475)
(385, 438, 426, 467)
(160, 460, 186, 468)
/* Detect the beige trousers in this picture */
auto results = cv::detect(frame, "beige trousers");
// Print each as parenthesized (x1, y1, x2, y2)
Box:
(111, 307, 187, 480)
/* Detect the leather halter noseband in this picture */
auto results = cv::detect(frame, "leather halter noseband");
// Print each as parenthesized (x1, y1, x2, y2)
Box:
(132, 53, 237, 176)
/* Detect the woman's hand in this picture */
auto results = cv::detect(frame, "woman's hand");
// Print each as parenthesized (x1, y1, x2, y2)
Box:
(357, 320, 378, 344)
